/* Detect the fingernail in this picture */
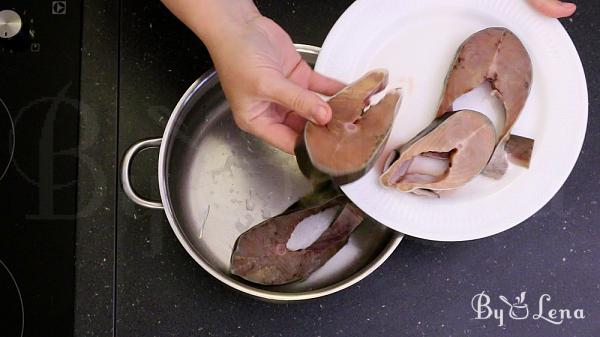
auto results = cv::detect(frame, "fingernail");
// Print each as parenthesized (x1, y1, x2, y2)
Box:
(560, 2, 576, 9)
(313, 106, 329, 124)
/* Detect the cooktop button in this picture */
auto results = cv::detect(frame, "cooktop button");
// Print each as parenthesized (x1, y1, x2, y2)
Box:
(0, 10, 22, 39)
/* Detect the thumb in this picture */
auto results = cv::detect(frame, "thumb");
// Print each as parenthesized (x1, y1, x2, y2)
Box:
(527, 0, 576, 18)
(263, 76, 332, 125)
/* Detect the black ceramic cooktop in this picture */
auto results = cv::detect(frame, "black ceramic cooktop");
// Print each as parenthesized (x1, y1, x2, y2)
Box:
(0, 1, 82, 336)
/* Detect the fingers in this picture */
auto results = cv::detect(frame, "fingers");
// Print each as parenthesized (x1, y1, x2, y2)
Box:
(263, 75, 332, 125)
(308, 70, 346, 96)
(527, 0, 576, 18)
(282, 111, 307, 133)
(252, 122, 299, 154)
(235, 109, 304, 154)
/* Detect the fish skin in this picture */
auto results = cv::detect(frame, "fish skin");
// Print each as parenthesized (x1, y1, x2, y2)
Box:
(505, 134, 535, 168)
(436, 27, 533, 179)
(230, 196, 364, 285)
(481, 135, 510, 179)
(411, 188, 440, 198)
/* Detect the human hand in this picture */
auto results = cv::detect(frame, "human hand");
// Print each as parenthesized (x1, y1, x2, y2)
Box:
(205, 15, 344, 154)
(527, 0, 576, 18)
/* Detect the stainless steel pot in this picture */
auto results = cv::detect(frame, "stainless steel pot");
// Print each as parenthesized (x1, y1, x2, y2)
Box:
(121, 44, 403, 301)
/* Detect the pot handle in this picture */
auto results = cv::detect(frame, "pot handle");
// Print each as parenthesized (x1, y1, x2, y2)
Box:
(121, 138, 164, 209)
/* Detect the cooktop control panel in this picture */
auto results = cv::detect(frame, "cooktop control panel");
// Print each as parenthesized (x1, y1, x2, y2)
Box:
(0, 1, 75, 54)
(1, 6, 37, 53)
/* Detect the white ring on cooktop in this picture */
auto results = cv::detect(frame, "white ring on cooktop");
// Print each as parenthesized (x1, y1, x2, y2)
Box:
(0, 258, 24, 337)
(0, 97, 15, 181)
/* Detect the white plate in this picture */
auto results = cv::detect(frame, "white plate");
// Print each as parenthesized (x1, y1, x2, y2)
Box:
(315, 0, 588, 241)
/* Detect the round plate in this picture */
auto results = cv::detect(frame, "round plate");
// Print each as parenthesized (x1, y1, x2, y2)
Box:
(315, 0, 588, 241)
